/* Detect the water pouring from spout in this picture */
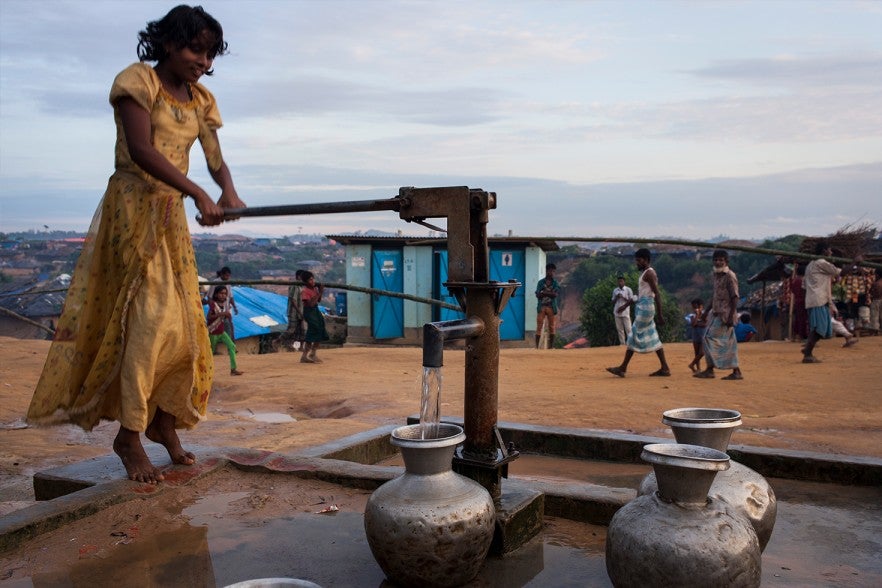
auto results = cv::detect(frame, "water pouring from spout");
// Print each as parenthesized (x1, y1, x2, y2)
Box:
(420, 366, 443, 439)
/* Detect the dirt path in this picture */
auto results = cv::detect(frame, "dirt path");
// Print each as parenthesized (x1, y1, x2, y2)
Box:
(2, 334, 880, 512)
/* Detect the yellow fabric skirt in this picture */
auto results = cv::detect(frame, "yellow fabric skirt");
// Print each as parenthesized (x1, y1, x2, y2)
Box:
(27, 174, 213, 432)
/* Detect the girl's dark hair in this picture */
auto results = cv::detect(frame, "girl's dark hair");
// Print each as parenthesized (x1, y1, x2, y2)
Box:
(137, 5, 227, 73)
(212, 286, 227, 299)
(635, 248, 651, 261)
(300, 271, 315, 282)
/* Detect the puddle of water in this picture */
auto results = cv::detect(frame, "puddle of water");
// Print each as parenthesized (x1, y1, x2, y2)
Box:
(236, 411, 297, 424)
(184, 492, 252, 521)
(4, 463, 881, 587)
(508, 454, 650, 488)
(11, 507, 609, 587)
(760, 477, 882, 586)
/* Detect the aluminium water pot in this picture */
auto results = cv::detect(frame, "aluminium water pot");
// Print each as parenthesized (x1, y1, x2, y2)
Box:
(364, 423, 495, 588)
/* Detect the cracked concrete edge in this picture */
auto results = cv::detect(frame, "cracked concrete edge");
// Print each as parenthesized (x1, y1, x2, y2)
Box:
(7, 422, 882, 554)
(2, 439, 637, 555)
(408, 416, 882, 486)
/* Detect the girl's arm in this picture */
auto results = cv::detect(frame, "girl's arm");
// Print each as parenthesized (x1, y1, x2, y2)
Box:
(118, 97, 224, 226)
(207, 302, 222, 323)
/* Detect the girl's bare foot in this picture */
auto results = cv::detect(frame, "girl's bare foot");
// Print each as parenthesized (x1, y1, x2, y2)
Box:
(113, 428, 164, 484)
(146, 408, 196, 466)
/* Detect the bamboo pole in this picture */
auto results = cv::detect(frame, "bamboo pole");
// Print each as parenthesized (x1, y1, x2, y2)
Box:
(0, 307, 55, 336)
(0, 282, 462, 312)
(544, 236, 882, 271)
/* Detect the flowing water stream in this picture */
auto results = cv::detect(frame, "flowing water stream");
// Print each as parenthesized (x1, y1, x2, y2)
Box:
(419, 366, 443, 439)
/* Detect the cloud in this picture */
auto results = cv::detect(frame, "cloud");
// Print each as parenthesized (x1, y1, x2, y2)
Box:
(3, 162, 878, 240)
(690, 54, 882, 89)
(217, 75, 509, 126)
(2, 0, 879, 241)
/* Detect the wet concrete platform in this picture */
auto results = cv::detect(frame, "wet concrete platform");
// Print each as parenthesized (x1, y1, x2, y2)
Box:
(2, 423, 882, 585)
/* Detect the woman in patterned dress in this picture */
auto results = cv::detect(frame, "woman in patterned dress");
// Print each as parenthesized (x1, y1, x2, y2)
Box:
(27, 6, 245, 484)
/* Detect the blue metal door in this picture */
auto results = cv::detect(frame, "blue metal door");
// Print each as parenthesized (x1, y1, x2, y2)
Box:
(490, 248, 525, 340)
(433, 249, 465, 322)
(371, 249, 404, 339)
(434, 248, 525, 340)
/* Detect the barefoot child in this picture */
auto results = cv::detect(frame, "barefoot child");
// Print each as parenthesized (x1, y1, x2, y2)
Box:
(27, 5, 246, 484)
(687, 298, 707, 372)
(300, 271, 329, 363)
(208, 287, 244, 375)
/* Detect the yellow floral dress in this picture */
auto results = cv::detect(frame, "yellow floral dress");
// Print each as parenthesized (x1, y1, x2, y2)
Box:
(27, 63, 221, 432)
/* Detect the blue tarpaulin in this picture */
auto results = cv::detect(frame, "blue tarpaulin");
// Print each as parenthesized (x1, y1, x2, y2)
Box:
(204, 286, 329, 340)
(205, 286, 288, 340)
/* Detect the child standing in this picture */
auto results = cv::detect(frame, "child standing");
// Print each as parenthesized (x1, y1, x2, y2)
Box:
(208, 287, 243, 375)
(688, 298, 708, 372)
(300, 271, 329, 363)
(206, 266, 238, 339)
(27, 6, 246, 484)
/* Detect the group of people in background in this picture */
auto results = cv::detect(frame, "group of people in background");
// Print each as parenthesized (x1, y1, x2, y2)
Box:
(204, 265, 331, 372)
(598, 241, 873, 380)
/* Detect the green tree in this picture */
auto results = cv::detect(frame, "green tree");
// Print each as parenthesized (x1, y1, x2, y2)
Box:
(567, 256, 633, 294)
(580, 272, 683, 347)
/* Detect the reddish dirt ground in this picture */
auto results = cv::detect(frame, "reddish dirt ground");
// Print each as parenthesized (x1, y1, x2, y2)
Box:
(2, 333, 880, 515)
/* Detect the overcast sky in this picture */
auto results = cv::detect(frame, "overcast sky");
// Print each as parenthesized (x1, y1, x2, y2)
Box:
(1, 0, 880, 241)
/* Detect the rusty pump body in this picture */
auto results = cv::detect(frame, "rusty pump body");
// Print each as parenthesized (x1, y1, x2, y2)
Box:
(222, 186, 521, 499)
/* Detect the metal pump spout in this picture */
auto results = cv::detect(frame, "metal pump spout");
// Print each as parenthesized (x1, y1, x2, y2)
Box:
(422, 318, 485, 368)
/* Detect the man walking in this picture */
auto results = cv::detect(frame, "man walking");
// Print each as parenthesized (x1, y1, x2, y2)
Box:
(802, 240, 842, 363)
(606, 249, 670, 377)
(694, 249, 743, 380)
(612, 275, 634, 345)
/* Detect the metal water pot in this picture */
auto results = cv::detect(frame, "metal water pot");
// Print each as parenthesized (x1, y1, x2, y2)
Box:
(637, 408, 777, 551)
(607, 443, 762, 587)
(364, 423, 495, 588)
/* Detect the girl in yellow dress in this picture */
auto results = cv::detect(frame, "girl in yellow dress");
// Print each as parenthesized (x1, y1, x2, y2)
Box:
(27, 5, 246, 484)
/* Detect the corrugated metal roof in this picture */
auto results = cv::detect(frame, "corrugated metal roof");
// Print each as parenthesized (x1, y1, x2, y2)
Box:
(327, 234, 559, 251)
